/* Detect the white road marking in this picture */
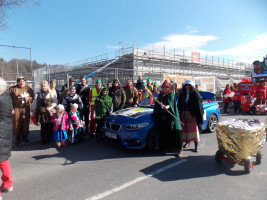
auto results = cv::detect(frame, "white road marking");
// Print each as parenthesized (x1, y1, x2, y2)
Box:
(86, 159, 187, 200)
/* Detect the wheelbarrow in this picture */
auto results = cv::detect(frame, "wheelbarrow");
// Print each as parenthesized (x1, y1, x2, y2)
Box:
(215, 150, 263, 174)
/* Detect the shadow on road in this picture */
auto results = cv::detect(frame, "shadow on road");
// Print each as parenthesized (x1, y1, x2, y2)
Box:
(140, 155, 249, 181)
(30, 138, 168, 165)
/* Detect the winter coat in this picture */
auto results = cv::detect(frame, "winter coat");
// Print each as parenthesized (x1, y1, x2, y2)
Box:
(109, 82, 126, 111)
(178, 89, 204, 129)
(122, 85, 139, 107)
(65, 93, 83, 112)
(95, 91, 113, 119)
(51, 112, 69, 131)
(0, 92, 13, 162)
(76, 84, 90, 107)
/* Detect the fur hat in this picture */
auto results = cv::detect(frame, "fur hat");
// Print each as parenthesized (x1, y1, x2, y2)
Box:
(183, 79, 195, 86)
(56, 104, 65, 111)
(69, 77, 76, 82)
(17, 76, 26, 83)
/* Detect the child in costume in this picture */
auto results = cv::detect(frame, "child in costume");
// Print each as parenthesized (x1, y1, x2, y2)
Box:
(51, 104, 69, 148)
(68, 103, 83, 143)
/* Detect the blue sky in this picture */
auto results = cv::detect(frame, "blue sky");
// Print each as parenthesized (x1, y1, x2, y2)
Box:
(0, 0, 267, 65)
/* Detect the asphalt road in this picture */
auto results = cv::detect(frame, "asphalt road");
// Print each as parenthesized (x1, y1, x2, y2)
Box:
(5, 111, 267, 200)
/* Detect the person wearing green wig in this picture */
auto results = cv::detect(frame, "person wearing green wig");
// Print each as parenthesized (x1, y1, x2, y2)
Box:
(147, 78, 153, 92)
(94, 88, 113, 142)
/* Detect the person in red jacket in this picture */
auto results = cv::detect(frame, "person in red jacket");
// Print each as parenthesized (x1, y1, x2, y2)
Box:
(243, 96, 256, 115)
(232, 85, 241, 113)
(222, 84, 232, 113)
(255, 79, 267, 106)
(89, 79, 103, 137)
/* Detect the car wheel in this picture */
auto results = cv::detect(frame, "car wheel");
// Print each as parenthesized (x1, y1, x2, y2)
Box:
(147, 128, 160, 152)
(207, 114, 217, 133)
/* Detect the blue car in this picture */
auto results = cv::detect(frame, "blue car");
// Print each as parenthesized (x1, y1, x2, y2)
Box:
(103, 91, 220, 150)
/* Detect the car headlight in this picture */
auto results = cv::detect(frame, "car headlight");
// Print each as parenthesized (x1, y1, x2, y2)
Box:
(124, 123, 149, 130)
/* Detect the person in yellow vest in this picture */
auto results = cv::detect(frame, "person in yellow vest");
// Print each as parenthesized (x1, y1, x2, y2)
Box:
(138, 83, 153, 104)
(89, 79, 103, 137)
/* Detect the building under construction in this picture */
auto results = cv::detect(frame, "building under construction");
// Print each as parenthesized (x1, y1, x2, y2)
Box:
(33, 46, 252, 95)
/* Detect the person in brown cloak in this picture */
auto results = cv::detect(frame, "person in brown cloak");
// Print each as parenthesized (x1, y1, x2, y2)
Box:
(9, 76, 34, 146)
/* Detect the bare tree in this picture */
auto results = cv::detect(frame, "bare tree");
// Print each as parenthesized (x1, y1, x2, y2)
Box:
(0, 0, 40, 30)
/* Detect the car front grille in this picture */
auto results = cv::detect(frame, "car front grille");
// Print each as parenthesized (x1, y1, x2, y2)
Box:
(106, 122, 121, 131)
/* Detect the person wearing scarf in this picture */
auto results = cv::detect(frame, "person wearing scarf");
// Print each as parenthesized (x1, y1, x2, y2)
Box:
(35, 80, 57, 144)
(94, 88, 113, 142)
(108, 79, 126, 112)
(122, 77, 139, 108)
(178, 80, 204, 153)
(153, 80, 183, 157)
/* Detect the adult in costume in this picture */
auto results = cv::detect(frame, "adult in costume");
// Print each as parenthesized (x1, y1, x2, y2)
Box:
(108, 79, 126, 112)
(222, 84, 231, 113)
(34, 80, 57, 144)
(178, 80, 204, 152)
(89, 79, 103, 136)
(153, 80, 183, 157)
(0, 78, 13, 197)
(76, 76, 90, 134)
(122, 77, 138, 108)
(94, 88, 113, 142)
(9, 76, 34, 146)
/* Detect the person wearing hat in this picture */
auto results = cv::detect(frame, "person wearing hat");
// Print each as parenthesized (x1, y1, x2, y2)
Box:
(9, 76, 34, 146)
(76, 76, 91, 134)
(68, 103, 83, 143)
(34, 80, 58, 144)
(89, 79, 103, 137)
(136, 76, 143, 91)
(153, 82, 160, 95)
(152, 80, 183, 156)
(51, 104, 69, 148)
(138, 83, 153, 104)
(108, 79, 126, 112)
(0, 78, 14, 197)
(147, 78, 153, 92)
(178, 80, 204, 153)
(60, 76, 76, 104)
(94, 88, 113, 142)
(50, 79, 60, 104)
(122, 77, 139, 108)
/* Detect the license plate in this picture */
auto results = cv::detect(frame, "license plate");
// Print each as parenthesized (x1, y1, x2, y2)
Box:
(105, 131, 117, 139)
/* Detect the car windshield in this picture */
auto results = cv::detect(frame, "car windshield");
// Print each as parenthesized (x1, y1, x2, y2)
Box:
(139, 94, 158, 108)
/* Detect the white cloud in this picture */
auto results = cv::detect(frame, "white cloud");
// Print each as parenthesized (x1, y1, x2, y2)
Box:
(143, 33, 218, 52)
(142, 33, 267, 63)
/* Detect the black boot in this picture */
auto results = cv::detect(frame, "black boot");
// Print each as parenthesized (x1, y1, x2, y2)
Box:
(22, 135, 29, 143)
(194, 142, 199, 152)
(15, 136, 21, 147)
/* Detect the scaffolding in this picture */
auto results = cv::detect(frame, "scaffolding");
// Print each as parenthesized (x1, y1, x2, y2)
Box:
(33, 45, 252, 91)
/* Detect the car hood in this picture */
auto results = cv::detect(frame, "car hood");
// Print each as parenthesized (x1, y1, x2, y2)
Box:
(112, 107, 153, 118)
(106, 107, 154, 125)
(199, 91, 215, 101)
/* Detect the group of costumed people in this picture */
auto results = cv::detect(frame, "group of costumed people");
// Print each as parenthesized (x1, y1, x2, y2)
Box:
(5, 74, 204, 158)
(153, 79, 203, 157)
(222, 79, 267, 115)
